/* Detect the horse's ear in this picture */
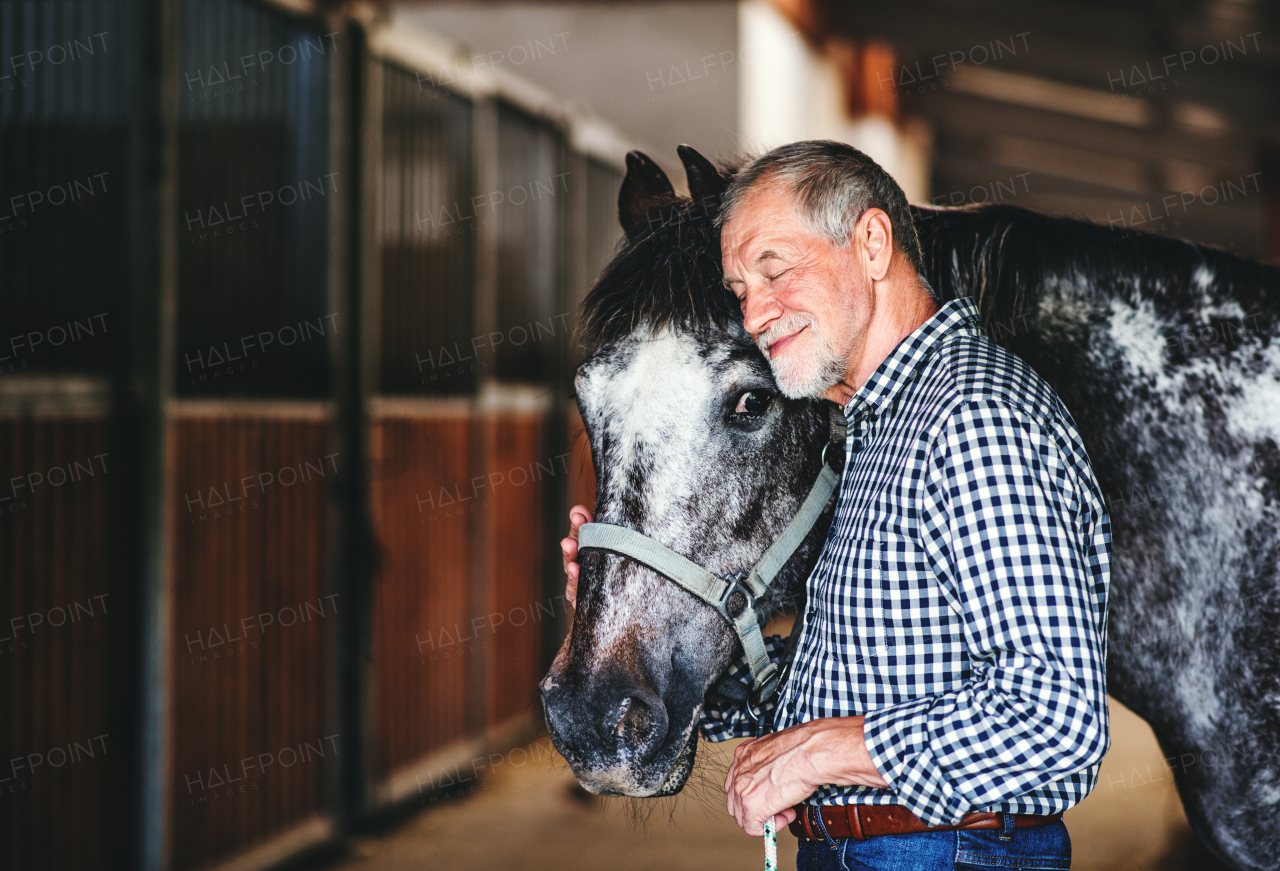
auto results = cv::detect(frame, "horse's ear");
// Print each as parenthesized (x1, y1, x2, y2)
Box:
(619, 151, 675, 241)
(678, 144, 729, 222)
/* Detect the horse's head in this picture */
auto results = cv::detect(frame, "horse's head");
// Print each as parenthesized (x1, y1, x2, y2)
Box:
(539, 147, 833, 797)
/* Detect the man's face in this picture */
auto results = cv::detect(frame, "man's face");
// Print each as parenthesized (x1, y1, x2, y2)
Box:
(721, 183, 872, 400)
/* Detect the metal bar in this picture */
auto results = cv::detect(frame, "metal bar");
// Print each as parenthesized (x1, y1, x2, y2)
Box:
(168, 399, 332, 420)
(321, 7, 354, 841)
(362, 58, 385, 399)
(467, 94, 500, 736)
(123, 0, 179, 868)
(332, 19, 377, 833)
(472, 97, 499, 379)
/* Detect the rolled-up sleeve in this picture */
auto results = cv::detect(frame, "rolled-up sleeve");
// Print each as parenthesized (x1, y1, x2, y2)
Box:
(861, 399, 1110, 826)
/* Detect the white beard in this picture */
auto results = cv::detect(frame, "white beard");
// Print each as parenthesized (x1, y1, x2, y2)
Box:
(755, 312, 848, 400)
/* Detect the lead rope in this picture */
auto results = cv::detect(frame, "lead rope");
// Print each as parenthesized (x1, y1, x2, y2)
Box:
(763, 817, 778, 871)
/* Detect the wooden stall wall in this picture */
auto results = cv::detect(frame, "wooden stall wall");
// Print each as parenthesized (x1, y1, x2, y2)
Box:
(169, 411, 335, 870)
(367, 405, 474, 786)
(167, 0, 341, 864)
(482, 409, 551, 731)
(366, 401, 557, 793)
(0, 415, 122, 871)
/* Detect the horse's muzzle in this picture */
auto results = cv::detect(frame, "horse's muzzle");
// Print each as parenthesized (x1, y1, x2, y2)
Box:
(540, 670, 684, 796)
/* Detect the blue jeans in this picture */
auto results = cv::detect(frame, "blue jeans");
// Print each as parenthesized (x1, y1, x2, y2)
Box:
(795, 819, 1071, 871)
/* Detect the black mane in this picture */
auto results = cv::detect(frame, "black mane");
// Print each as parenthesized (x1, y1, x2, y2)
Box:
(913, 202, 1279, 336)
(579, 196, 741, 351)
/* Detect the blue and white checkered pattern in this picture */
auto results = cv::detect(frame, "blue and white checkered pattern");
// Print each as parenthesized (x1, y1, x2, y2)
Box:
(700, 297, 1112, 827)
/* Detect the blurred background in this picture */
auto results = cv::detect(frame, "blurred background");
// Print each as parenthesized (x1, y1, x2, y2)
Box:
(1, 1, 1277, 869)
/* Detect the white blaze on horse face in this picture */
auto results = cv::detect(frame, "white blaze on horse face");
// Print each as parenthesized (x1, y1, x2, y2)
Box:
(575, 330, 722, 653)
(574, 328, 765, 671)
(582, 330, 715, 534)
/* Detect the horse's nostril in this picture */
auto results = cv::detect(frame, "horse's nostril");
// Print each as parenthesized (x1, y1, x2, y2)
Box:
(609, 690, 667, 761)
(616, 696, 654, 745)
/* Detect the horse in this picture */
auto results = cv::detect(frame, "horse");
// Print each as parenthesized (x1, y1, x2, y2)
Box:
(539, 146, 1280, 870)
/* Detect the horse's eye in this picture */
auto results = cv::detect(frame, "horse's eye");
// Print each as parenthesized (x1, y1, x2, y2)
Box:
(734, 390, 771, 416)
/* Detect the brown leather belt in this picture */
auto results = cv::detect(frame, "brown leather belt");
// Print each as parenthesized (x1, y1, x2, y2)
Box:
(788, 803, 1063, 842)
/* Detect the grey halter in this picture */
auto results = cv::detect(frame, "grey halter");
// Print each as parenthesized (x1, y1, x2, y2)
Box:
(577, 403, 847, 709)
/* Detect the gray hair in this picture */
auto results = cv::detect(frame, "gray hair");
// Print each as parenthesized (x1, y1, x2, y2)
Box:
(716, 140, 927, 277)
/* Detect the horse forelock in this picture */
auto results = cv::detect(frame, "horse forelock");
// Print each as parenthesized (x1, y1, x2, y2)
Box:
(579, 196, 741, 352)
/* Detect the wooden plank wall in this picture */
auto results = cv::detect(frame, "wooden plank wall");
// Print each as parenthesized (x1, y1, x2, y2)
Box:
(368, 403, 560, 791)
(367, 406, 473, 782)
(0, 415, 121, 871)
(482, 411, 549, 730)
(168, 410, 334, 870)
(0, 405, 569, 870)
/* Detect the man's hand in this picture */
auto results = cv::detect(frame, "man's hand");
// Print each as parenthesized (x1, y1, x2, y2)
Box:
(559, 504, 593, 608)
(724, 716, 890, 836)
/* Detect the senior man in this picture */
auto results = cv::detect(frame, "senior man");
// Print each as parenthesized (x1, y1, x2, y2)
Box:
(561, 141, 1110, 870)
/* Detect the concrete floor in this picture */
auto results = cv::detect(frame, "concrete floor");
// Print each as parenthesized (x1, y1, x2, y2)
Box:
(319, 698, 1218, 871)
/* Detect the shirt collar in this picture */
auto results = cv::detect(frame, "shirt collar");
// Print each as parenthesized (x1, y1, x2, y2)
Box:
(844, 296, 983, 420)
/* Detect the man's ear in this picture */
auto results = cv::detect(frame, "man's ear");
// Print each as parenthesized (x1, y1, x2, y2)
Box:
(860, 208, 895, 282)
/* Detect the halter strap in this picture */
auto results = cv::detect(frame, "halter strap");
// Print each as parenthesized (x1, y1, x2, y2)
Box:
(577, 403, 846, 706)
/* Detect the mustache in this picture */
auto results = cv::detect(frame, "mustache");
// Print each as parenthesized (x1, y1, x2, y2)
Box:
(755, 312, 818, 354)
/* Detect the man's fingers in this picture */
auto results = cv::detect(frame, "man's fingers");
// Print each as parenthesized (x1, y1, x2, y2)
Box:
(565, 564, 579, 608)
(742, 804, 791, 838)
(562, 506, 591, 607)
(569, 504, 593, 536)
(560, 536, 578, 572)
(724, 741, 745, 793)
(725, 755, 740, 816)
(560, 532, 581, 608)
(724, 734, 801, 837)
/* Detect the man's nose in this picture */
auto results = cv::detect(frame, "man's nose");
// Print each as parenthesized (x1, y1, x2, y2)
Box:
(741, 285, 783, 338)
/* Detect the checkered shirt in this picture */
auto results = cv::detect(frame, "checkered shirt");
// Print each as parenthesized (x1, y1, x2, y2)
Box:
(700, 296, 1112, 827)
